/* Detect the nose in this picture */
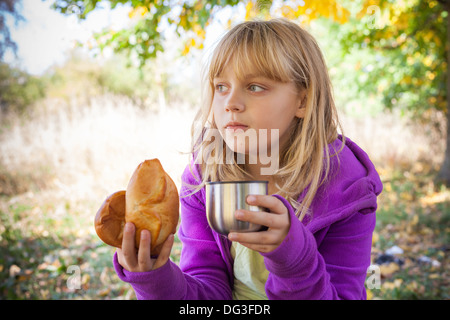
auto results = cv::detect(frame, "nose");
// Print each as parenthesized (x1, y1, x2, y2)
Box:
(225, 104, 243, 112)
(225, 89, 245, 113)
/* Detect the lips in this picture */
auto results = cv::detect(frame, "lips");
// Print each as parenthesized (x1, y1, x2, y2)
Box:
(224, 121, 248, 131)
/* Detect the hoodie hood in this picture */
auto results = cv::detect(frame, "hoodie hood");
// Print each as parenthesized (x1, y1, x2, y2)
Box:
(301, 136, 383, 233)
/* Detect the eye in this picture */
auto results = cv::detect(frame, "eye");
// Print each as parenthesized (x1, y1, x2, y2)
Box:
(215, 84, 228, 93)
(248, 84, 265, 92)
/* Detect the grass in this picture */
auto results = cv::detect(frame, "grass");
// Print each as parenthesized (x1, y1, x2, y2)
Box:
(0, 94, 448, 299)
(368, 167, 449, 300)
(0, 191, 183, 299)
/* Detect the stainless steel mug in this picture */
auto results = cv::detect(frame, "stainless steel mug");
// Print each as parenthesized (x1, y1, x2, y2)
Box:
(206, 181, 268, 235)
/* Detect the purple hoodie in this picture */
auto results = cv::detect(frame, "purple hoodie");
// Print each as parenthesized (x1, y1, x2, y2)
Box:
(113, 136, 383, 300)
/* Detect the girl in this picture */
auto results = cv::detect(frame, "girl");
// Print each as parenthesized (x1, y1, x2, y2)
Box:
(114, 19, 383, 300)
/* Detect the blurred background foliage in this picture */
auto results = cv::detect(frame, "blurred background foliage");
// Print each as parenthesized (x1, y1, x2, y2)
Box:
(0, 63, 46, 115)
(0, 0, 448, 299)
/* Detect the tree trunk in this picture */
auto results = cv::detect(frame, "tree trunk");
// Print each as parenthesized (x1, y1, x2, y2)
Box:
(436, 1, 450, 187)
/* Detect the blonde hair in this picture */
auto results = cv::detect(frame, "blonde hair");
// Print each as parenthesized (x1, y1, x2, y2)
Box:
(188, 18, 343, 221)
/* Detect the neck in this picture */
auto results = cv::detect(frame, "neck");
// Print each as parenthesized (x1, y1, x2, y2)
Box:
(245, 161, 279, 195)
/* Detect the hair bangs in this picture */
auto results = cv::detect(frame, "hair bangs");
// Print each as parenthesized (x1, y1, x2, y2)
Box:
(208, 22, 295, 85)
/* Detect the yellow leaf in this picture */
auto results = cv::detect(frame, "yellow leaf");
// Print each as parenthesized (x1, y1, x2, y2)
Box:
(380, 262, 400, 277)
(383, 278, 403, 289)
(357, 0, 380, 19)
(282, 5, 297, 20)
(433, 34, 442, 46)
(193, 23, 202, 35)
(384, 182, 392, 192)
(401, 75, 412, 85)
(245, 1, 254, 20)
(423, 56, 433, 67)
(227, 18, 232, 29)
(372, 231, 379, 245)
(411, 214, 419, 226)
(400, 191, 413, 201)
(182, 38, 196, 55)
(302, 1, 350, 24)
(428, 96, 437, 104)
(426, 71, 436, 80)
(128, 6, 148, 19)
(81, 273, 90, 285)
(98, 288, 111, 296)
(405, 280, 418, 291)
(194, 1, 203, 11)
(180, 14, 188, 29)
(316, 2, 328, 18)
(182, 44, 190, 56)
(193, 24, 206, 39)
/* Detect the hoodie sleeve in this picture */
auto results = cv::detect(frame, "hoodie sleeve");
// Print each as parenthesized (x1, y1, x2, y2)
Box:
(113, 163, 232, 300)
(261, 194, 376, 300)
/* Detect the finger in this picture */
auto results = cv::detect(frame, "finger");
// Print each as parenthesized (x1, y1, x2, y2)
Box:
(153, 234, 174, 270)
(137, 229, 153, 272)
(237, 242, 275, 253)
(235, 209, 283, 229)
(246, 195, 288, 215)
(228, 230, 278, 245)
(116, 248, 126, 268)
(121, 222, 137, 267)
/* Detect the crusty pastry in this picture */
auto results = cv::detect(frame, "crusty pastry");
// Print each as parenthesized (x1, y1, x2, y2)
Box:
(95, 159, 179, 255)
(94, 190, 126, 248)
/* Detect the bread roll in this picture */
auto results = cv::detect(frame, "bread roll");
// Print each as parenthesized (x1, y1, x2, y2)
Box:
(94, 190, 126, 248)
(94, 159, 179, 255)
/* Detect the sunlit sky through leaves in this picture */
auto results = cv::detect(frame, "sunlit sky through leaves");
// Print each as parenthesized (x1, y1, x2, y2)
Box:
(4, 0, 241, 76)
(4, 0, 134, 74)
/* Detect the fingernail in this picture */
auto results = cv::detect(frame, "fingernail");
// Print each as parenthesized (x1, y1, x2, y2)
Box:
(235, 210, 243, 218)
(228, 233, 237, 241)
(141, 230, 148, 240)
(247, 195, 256, 203)
(125, 222, 133, 231)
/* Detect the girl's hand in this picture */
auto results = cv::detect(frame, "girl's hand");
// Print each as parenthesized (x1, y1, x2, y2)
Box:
(228, 195, 290, 253)
(116, 222, 174, 272)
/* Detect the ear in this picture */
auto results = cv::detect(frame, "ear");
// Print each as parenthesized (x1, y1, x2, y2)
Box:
(295, 91, 307, 118)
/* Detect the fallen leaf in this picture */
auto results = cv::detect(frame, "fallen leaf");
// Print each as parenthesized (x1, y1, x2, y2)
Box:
(372, 231, 379, 245)
(382, 278, 403, 290)
(98, 288, 111, 297)
(380, 262, 400, 277)
(9, 264, 21, 277)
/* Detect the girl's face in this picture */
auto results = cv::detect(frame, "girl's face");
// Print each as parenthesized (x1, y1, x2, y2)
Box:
(212, 63, 305, 158)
